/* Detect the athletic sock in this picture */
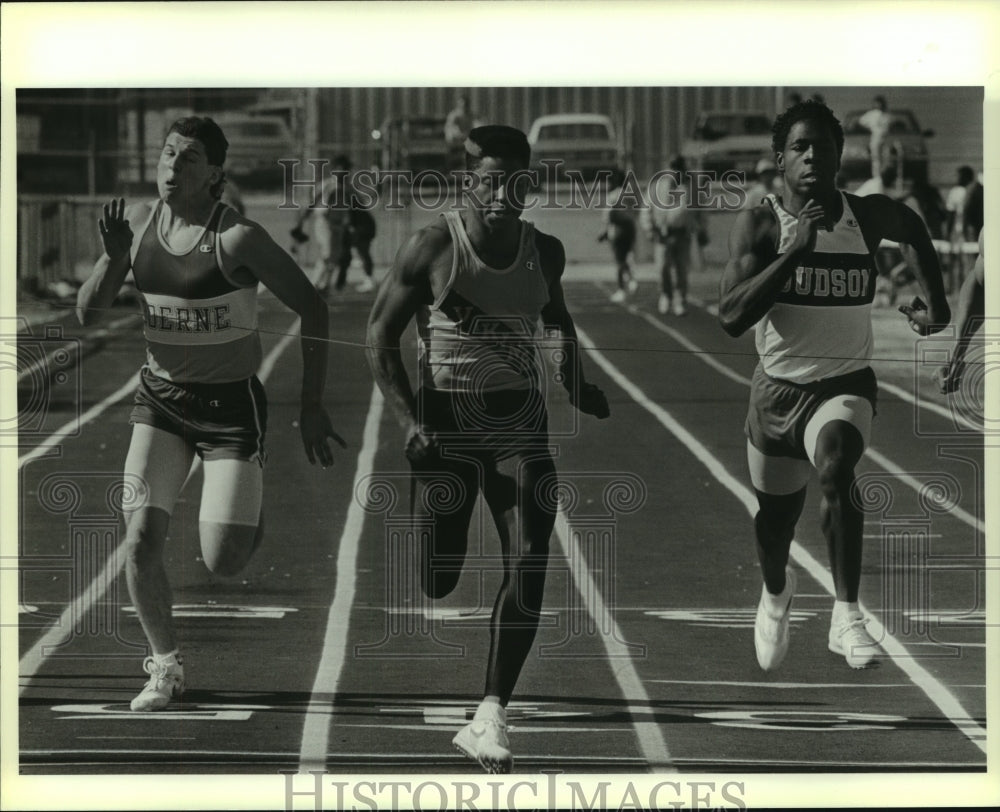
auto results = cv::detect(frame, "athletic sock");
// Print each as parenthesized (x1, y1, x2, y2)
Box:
(473, 696, 506, 726)
(153, 649, 182, 667)
(833, 601, 860, 623)
(763, 576, 792, 612)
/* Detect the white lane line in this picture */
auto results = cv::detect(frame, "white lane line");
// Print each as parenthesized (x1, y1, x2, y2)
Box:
(574, 324, 988, 756)
(553, 508, 675, 773)
(601, 286, 982, 532)
(17, 326, 301, 693)
(863, 445, 983, 532)
(298, 384, 383, 771)
(17, 314, 139, 383)
(17, 370, 142, 469)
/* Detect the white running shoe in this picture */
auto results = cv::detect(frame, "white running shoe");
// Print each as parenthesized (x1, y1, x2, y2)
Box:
(453, 718, 513, 774)
(610, 289, 627, 303)
(355, 277, 376, 293)
(829, 612, 879, 668)
(627, 276, 639, 295)
(754, 567, 797, 671)
(130, 656, 185, 711)
(657, 293, 670, 314)
(672, 296, 687, 317)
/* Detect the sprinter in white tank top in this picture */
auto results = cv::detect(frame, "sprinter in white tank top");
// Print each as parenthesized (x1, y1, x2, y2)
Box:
(77, 116, 346, 713)
(719, 100, 950, 672)
(367, 125, 609, 773)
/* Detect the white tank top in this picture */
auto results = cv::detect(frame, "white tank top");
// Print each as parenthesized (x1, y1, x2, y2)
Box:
(415, 211, 550, 392)
(130, 200, 261, 383)
(755, 192, 876, 383)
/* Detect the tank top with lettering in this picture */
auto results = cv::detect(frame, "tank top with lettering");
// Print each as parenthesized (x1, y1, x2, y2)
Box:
(756, 192, 876, 383)
(130, 200, 262, 383)
(416, 211, 550, 392)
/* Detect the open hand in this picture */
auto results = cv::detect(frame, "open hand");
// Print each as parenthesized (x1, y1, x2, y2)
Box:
(299, 403, 347, 468)
(98, 198, 133, 261)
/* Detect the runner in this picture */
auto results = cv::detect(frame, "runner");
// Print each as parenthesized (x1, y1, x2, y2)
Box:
(718, 100, 950, 671)
(366, 124, 610, 772)
(76, 116, 345, 711)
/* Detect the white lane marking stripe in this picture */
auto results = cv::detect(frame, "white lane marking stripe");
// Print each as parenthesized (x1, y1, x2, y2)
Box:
(17, 326, 300, 693)
(604, 286, 982, 532)
(17, 370, 142, 468)
(16, 314, 139, 383)
(574, 324, 988, 755)
(879, 378, 980, 432)
(553, 508, 675, 773)
(298, 384, 383, 771)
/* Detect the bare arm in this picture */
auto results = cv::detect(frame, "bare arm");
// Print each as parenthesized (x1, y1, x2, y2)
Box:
(222, 213, 344, 466)
(538, 232, 610, 419)
(76, 199, 139, 326)
(937, 229, 985, 393)
(717, 201, 824, 337)
(365, 227, 440, 459)
(858, 194, 951, 333)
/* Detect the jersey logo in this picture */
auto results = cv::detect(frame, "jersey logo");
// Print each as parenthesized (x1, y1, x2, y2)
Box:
(846, 218, 858, 228)
(209, 400, 222, 408)
(199, 244, 214, 253)
(525, 260, 537, 271)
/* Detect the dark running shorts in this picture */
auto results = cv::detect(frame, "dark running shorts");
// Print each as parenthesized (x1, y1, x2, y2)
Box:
(745, 364, 878, 460)
(414, 387, 551, 464)
(130, 366, 268, 464)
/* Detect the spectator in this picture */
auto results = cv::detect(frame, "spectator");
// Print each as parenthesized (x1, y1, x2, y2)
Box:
(854, 164, 898, 198)
(641, 155, 707, 316)
(858, 95, 891, 179)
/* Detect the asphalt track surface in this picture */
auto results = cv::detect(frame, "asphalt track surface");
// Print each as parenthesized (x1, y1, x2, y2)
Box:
(14, 258, 988, 779)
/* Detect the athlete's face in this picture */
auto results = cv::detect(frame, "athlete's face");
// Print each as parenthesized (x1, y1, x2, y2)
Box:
(470, 156, 531, 229)
(157, 132, 221, 203)
(777, 119, 840, 197)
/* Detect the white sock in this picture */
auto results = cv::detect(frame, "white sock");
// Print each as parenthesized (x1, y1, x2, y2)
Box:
(474, 696, 506, 725)
(153, 649, 182, 667)
(833, 601, 860, 622)
(763, 575, 792, 611)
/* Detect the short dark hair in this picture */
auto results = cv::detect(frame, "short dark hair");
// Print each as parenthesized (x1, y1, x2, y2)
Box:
(957, 165, 975, 185)
(167, 116, 229, 167)
(771, 99, 844, 160)
(464, 125, 531, 171)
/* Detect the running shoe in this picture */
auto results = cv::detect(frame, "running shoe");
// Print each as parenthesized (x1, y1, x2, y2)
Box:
(610, 289, 627, 303)
(130, 656, 185, 711)
(626, 276, 639, 294)
(356, 277, 376, 293)
(672, 296, 688, 316)
(657, 293, 670, 314)
(453, 718, 513, 774)
(829, 612, 879, 669)
(754, 566, 797, 671)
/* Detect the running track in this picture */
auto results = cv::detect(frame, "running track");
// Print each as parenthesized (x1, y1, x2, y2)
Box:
(12, 266, 989, 786)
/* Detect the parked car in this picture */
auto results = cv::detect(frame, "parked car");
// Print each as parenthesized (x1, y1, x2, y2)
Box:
(680, 111, 773, 177)
(371, 115, 450, 177)
(526, 113, 622, 183)
(210, 113, 295, 182)
(839, 108, 934, 182)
